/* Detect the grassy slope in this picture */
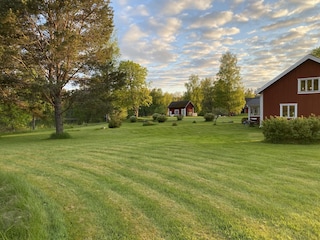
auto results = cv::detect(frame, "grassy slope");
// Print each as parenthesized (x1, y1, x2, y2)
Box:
(0, 116, 320, 239)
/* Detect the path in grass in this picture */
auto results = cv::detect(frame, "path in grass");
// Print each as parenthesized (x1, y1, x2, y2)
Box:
(1, 117, 320, 239)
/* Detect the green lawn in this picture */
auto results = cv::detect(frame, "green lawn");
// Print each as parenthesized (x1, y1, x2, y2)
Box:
(1, 116, 320, 239)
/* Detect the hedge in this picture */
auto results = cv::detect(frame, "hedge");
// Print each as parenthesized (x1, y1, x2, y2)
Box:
(262, 115, 320, 143)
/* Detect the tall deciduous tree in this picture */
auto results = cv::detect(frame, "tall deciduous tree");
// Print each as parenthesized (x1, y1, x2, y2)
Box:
(213, 52, 245, 115)
(184, 74, 203, 114)
(116, 61, 151, 117)
(0, 0, 115, 134)
(200, 77, 215, 114)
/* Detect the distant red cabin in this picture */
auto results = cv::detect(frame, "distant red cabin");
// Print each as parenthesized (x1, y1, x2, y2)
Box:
(257, 54, 320, 123)
(168, 101, 195, 117)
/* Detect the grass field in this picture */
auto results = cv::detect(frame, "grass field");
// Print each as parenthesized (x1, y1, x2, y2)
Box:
(1, 116, 320, 239)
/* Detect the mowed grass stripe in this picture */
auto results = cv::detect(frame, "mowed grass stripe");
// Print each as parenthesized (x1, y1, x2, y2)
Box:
(54, 155, 220, 239)
(2, 155, 160, 239)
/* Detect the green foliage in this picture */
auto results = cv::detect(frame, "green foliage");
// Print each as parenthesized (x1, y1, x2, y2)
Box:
(108, 118, 122, 128)
(262, 116, 320, 143)
(200, 78, 215, 115)
(157, 114, 168, 123)
(0, 104, 30, 132)
(311, 46, 320, 58)
(115, 60, 151, 117)
(50, 132, 71, 139)
(69, 61, 126, 124)
(152, 113, 161, 121)
(176, 115, 183, 121)
(184, 74, 203, 113)
(213, 52, 245, 115)
(204, 113, 215, 122)
(129, 115, 137, 123)
(172, 122, 178, 126)
(142, 88, 173, 116)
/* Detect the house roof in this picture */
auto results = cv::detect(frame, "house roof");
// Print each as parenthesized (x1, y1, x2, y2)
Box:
(257, 54, 320, 94)
(246, 96, 260, 106)
(168, 100, 194, 108)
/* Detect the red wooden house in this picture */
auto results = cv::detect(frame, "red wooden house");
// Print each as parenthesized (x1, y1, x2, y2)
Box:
(257, 54, 320, 123)
(168, 101, 195, 117)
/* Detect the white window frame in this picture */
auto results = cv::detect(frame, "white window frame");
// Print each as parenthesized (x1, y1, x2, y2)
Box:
(280, 103, 297, 118)
(298, 77, 320, 94)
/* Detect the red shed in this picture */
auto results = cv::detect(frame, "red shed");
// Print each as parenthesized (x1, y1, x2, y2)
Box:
(168, 101, 195, 117)
(257, 54, 320, 124)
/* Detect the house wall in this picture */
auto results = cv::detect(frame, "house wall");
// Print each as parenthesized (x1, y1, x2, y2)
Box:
(168, 104, 194, 116)
(186, 103, 194, 116)
(169, 108, 185, 116)
(263, 59, 320, 119)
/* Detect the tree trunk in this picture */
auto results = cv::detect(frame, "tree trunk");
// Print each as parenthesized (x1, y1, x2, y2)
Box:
(134, 107, 139, 117)
(32, 114, 36, 130)
(54, 97, 64, 134)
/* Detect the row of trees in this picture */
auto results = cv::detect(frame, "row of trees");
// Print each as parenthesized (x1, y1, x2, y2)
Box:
(184, 52, 248, 116)
(50, 52, 249, 126)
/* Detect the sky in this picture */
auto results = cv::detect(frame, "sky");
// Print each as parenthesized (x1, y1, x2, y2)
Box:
(111, 0, 320, 93)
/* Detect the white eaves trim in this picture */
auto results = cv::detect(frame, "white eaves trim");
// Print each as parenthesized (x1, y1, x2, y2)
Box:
(257, 54, 320, 94)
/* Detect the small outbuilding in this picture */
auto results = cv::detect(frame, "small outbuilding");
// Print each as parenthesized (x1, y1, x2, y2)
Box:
(168, 101, 195, 117)
(246, 96, 260, 124)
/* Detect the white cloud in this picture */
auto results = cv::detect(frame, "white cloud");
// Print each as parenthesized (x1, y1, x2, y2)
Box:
(149, 17, 182, 42)
(135, 5, 149, 16)
(122, 24, 147, 42)
(203, 27, 240, 40)
(160, 0, 213, 15)
(271, 9, 289, 18)
(189, 11, 233, 28)
(242, 0, 272, 20)
(234, 13, 249, 22)
(287, 0, 320, 14)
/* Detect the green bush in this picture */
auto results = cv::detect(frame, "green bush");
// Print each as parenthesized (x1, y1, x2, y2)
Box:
(142, 121, 155, 126)
(129, 116, 137, 123)
(262, 116, 320, 143)
(152, 113, 160, 121)
(49, 132, 71, 139)
(108, 118, 122, 128)
(204, 113, 215, 122)
(172, 122, 178, 126)
(176, 115, 183, 121)
(157, 114, 168, 123)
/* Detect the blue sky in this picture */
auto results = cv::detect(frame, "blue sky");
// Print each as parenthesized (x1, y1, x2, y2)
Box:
(111, 0, 320, 93)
